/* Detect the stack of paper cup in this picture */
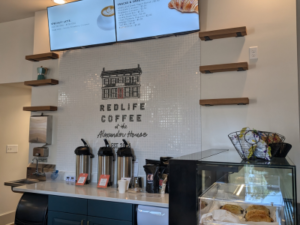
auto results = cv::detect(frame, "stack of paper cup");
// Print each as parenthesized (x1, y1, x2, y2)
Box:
(118, 180, 128, 193)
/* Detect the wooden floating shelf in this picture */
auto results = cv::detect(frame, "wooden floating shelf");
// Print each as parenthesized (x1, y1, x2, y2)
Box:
(23, 106, 58, 112)
(24, 79, 59, 87)
(200, 98, 249, 106)
(200, 62, 248, 74)
(25, 52, 59, 62)
(199, 26, 247, 41)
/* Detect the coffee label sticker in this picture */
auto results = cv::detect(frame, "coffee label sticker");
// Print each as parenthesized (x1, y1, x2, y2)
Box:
(76, 173, 88, 186)
(98, 175, 110, 188)
(99, 178, 107, 186)
(78, 177, 85, 183)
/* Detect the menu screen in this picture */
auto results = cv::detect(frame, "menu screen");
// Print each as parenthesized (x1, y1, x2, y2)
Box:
(47, 0, 200, 50)
(115, 0, 200, 41)
(48, 0, 117, 51)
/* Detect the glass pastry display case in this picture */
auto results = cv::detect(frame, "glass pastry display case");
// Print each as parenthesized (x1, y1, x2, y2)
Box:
(169, 149, 297, 225)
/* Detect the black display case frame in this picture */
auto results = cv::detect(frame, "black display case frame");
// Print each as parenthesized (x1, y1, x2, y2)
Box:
(169, 149, 297, 225)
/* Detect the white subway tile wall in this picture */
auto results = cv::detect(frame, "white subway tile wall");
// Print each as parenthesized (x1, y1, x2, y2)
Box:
(41, 33, 200, 182)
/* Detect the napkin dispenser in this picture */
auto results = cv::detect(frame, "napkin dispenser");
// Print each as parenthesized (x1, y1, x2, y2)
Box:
(29, 115, 53, 144)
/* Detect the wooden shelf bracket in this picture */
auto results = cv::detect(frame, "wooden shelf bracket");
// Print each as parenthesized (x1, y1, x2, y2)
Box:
(199, 26, 247, 41)
(24, 79, 59, 87)
(200, 98, 249, 106)
(25, 52, 59, 62)
(200, 62, 248, 74)
(23, 106, 58, 112)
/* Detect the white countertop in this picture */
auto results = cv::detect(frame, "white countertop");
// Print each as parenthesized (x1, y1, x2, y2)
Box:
(13, 181, 169, 208)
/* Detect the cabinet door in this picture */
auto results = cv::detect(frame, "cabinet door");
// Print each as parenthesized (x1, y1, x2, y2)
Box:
(88, 216, 132, 225)
(88, 200, 134, 221)
(49, 195, 88, 215)
(48, 211, 87, 225)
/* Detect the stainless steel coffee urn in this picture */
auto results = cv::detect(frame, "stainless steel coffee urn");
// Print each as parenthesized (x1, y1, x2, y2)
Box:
(97, 139, 115, 186)
(117, 139, 134, 185)
(75, 139, 94, 184)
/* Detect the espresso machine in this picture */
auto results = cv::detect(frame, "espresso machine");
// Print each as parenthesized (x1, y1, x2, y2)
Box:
(74, 139, 94, 184)
(117, 139, 134, 186)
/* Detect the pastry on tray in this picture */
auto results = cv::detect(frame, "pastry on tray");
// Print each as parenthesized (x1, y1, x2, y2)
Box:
(220, 204, 244, 215)
(245, 209, 274, 222)
(200, 200, 208, 209)
(246, 205, 270, 215)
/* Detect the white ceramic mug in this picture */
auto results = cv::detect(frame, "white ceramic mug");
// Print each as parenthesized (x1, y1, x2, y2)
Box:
(118, 180, 128, 193)
(97, 6, 115, 30)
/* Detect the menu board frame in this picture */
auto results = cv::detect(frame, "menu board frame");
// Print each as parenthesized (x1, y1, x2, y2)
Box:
(47, 0, 200, 51)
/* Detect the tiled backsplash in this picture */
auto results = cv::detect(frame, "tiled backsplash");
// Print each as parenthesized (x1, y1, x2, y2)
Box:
(53, 33, 201, 182)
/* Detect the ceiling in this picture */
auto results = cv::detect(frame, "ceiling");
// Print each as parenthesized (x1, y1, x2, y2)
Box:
(0, 0, 57, 23)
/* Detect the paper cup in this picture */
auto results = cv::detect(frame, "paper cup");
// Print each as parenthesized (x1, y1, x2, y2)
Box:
(118, 180, 127, 194)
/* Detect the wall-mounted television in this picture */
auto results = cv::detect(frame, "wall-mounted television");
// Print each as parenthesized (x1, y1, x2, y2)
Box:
(115, 0, 200, 42)
(47, 0, 200, 51)
(47, 0, 117, 51)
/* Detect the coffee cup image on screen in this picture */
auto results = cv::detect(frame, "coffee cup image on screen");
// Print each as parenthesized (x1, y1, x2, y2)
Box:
(97, 6, 115, 30)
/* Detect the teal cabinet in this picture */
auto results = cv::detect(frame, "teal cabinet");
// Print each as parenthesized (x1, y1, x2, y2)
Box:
(88, 200, 134, 222)
(88, 216, 132, 225)
(49, 195, 88, 215)
(48, 211, 87, 225)
(47, 196, 136, 225)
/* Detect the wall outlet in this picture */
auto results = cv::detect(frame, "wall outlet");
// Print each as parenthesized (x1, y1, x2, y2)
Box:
(249, 46, 258, 59)
(6, 145, 18, 153)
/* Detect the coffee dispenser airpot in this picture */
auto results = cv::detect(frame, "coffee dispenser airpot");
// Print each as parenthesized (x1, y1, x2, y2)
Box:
(75, 139, 94, 184)
(117, 139, 135, 187)
(97, 139, 115, 186)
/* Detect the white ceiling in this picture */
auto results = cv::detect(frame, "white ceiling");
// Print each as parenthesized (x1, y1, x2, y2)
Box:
(0, 0, 56, 23)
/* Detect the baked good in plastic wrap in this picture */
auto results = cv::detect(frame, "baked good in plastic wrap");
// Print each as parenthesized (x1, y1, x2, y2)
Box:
(201, 201, 208, 210)
(220, 204, 244, 215)
(246, 205, 270, 215)
(198, 198, 214, 215)
(199, 200, 279, 225)
(245, 210, 273, 222)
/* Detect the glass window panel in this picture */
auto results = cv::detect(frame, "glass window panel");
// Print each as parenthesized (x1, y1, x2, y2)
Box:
(111, 88, 117, 98)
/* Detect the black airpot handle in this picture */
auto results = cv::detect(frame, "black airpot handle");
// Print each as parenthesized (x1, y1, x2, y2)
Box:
(104, 139, 115, 161)
(122, 139, 134, 161)
(81, 139, 88, 146)
(122, 139, 128, 147)
(81, 139, 94, 158)
(104, 139, 109, 147)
